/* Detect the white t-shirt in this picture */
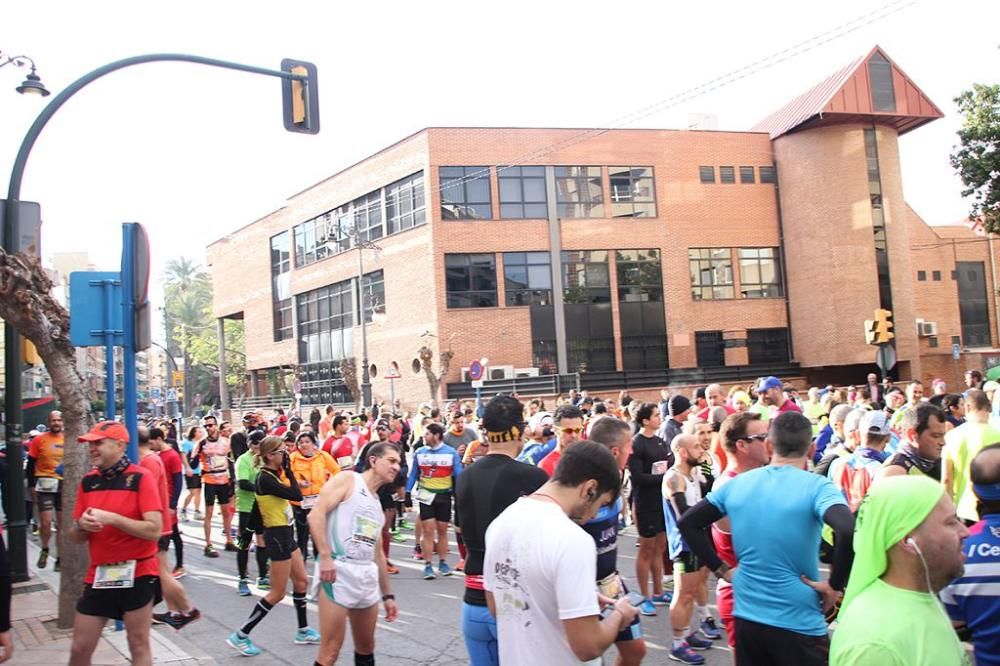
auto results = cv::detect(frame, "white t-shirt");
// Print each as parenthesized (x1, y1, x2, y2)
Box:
(484, 497, 600, 665)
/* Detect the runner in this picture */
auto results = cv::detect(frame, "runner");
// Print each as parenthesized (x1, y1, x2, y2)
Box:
(307, 441, 402, 666)
(69, 421, 163, 666)
(227, 436, 321, 656)
(537, 404, 584, 477)
(179, 425, 203, 521)
(26, 410, 64, 571)
(234, 430, 270, 596)
(881, 403, 947, 481)
(942, 389, 1000, 524)
(355, 421, 403, 574)
(192, 415, 237, 556)
(406, 422, 462, 579)
(149, 427, 186, 577)
(662, 434, 714, 664)
(455, 395, 548, 666)
(289, 431, 340, 559)
(322, 415, 354, 468)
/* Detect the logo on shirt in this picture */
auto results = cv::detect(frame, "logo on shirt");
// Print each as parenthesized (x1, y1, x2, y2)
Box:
(990, 525, 1000, 540)
(125, 473, 137, 489)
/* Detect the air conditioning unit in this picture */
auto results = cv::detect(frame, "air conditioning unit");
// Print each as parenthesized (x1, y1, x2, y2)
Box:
(918, 321, 938, 337)
(515, 367, 541, 378)
(489, 365, 516, 380)
(460, 367, 476, 382)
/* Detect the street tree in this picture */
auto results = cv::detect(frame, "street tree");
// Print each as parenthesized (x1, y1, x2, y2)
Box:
(418, 344, 454, 407)
(0, 249, 90, 627)
(950, 82, 1000, 232)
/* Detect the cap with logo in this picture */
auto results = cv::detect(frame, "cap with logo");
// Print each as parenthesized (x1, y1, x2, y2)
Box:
(78, 421, 131, 443)
(756, 376, 783, 392)
(860, 410, 891, 436)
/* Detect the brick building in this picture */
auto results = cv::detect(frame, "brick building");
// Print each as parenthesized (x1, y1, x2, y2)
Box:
(208, 46, 1000, 409)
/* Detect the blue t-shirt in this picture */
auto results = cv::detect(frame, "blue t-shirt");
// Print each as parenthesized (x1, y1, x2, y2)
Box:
(942, 513, 1000, 666)
(707, 465, 846, 636)
(517, 437, 557, 466)
(180, 438, 201, 475)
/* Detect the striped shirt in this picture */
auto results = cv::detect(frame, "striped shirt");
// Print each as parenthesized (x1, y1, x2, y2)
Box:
(942, 514, 1000, 666)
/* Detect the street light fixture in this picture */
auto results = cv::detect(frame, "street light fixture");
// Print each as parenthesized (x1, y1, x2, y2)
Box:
(1, 52, 50, 97)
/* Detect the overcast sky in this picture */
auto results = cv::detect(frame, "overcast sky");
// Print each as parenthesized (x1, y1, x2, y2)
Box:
(2, 0, 998, 338)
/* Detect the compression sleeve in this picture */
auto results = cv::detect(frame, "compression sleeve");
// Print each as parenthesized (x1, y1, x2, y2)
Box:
(823, 504, 855, 591)
(170, 472, 182, 508)
(671, 491, 691, 516)
(256, 469, 303, 501)
(238, 479, 256, 492)
(678, 498, 726, 572)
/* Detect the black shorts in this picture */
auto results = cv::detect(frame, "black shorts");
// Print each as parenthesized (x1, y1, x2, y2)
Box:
(238, 510, 264, 538)
(418, 493, 452, 523)
(673, 550, 704, 573)
(185, 475, 202, 490)
(76, 575, 160, 621)
(734, 617, 830, 666)
(157, 535, 171, 553)
(36, 491, 61, 513)
(203, 483, 233, 506)
(634, 499, 665, 538)
(378, 487, 396, 511)
(264, 526, 298, 562)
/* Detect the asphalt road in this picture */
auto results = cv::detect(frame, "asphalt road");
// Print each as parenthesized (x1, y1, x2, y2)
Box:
(154, 491, 734, 665)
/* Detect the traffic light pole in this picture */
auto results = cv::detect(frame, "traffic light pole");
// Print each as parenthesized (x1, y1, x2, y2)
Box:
(3, 53, 312, 582)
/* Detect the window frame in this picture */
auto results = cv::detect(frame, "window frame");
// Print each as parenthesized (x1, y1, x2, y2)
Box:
(554, 166, 604, 219)
(719, 166, 736, 184)
(737, 247, 784, 299)
(699, 166, 716, 184)
(608, 166, 657, 218)
(503, 251, 553, 306)
(440, 166, 493, 220)
(739, 166, 755, 184)
(445, 253, 498, 308)
(386, 171, 426, 234)
(688, 248, 735, 300)
(498, 166, 548, 219)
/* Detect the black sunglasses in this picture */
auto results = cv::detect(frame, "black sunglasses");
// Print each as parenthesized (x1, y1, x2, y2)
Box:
(740, 433, 768, 443)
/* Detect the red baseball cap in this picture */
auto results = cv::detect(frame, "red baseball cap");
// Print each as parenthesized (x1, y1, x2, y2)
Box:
(78, 421, 130, 443)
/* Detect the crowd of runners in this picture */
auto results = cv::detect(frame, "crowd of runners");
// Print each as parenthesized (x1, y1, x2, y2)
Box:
(2, 369, 999, 665)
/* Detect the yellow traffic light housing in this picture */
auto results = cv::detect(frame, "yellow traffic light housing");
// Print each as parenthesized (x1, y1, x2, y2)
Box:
(865, 309, 895, 345)
(22, 339, 40, 366)
(281, 59, 319, 134)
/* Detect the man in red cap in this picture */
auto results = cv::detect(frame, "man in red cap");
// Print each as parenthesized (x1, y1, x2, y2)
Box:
(68, 421, 163, 666)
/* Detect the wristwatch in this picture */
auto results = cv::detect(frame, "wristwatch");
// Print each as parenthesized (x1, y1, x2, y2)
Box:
(382, 594, 395, 602)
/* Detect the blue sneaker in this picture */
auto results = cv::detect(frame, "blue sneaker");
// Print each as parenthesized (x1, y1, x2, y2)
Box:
(699, 617, 722, 640)
(638, 599, 657, 616)
(257, 576, 270, 591)
(294, 627, 321, 645)
(651, 591, 673, 605)
(439, 561, 453, 577)
(423, 564, 436, 579)
(685, 632, 714, 650)
(237, 578, 251, 596)
(227, 631, 261, 656)
(669, 642, 705, 664)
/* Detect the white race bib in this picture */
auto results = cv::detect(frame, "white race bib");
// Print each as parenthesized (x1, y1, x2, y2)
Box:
(301, 494, 319, 510)
(352, 514, 379, 547)
(93, 560, 136, 589)
(336, 455, 354, 469)
(651, 460, 668, 475)
(414, 488, 435, 505)
(35, 477, 60, 493)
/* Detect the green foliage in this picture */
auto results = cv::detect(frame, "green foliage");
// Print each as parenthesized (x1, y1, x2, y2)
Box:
(950, 83, 1000, 232)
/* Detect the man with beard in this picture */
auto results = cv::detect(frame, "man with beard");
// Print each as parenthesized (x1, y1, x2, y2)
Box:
(27, 410, 65, 571)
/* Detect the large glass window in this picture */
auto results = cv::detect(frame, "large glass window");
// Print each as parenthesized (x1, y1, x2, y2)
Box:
(738, 248, 783, 298)
(359, 270, 385, 323)
(689, 248, 734, 300)
(270, 231, 292, 341)
(445, 253, 497, 308)
(609, 166, 656, 218)
(353, 190, 383, 243)
(386, 171, 425, 234)
(563, 250, 611, 303)
(562, 251, 614, 372)
(503, 252, 552, 306)
(296, 279, 355, 364)
(498, 166, 547, 219)
(868, 52, 896, 112)
(555, 167, 604, 218)
(616, 250, 667, 370)
(440, 166, 492, 220)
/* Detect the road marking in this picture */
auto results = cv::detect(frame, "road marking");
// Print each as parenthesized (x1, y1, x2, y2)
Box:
(432, 592, 460, 600)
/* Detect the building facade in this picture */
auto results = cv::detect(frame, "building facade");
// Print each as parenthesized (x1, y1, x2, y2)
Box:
(208, 47, 999, 407)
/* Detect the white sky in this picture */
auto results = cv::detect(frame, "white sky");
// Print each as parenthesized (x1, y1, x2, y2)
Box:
(2, 0, 998, 341)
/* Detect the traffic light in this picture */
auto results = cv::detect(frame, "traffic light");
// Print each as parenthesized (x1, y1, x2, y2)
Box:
(865, 309, 895, 345)
(22, 339, 40, 365)
(281, 59, 319, 134)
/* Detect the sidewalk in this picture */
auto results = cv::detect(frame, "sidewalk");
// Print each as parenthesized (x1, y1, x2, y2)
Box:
(9, 540, 215, 665)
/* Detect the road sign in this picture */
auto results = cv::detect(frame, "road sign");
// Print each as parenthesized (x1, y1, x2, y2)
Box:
(471, 379, 484, 389)
(467, 360, 484, 381)
(172, 370, 184, 387)
(150, 387, 161, 400)
(69, 272, 123, 347)
(953, 343, 961, 360)
(166, 388, 177, 401)
(384, 366, 401, 380)
(875, 343, 896, 372)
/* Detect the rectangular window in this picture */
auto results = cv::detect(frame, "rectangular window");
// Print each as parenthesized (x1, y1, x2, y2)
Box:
(616, 250, 667, 370)
(868, 52, 896, 112)
(562, 250, 611, 304)
(609, 166, 656, 218)
(295, 279, 355, 365)
(957, 261, 991, 346)
(353, 190, 383, 243)
(699, 166, 715, 183)
(689, 248, 734, 300)
(747, 328, 790, 364)
(503, 251, 552, 306)
(270, 231, 293, 341)
(917, 270, 927, 281)
(932, 270, 942, 281)
(359, 270, 385, 323)
(445, 253, 497, 308)
(498, 166, 547, 219)
(273, 299, 293, 342)
(719, 166, 736, 184)
(695, 331, 725, 368)
(759, 166, 777, 184)
(440, 166, 492, 220)
(563, 250, 614, 372)
(739, 166, 755, 184)
(555, 166, 604, 218)
(738, 247, 783, 298)
(385, 171, 425, 234)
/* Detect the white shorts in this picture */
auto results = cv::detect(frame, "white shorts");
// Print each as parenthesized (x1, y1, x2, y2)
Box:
(312, 559, 379, 609)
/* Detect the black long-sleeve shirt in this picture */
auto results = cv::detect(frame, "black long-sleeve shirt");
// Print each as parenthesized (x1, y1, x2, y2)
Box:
(627, 432, 673, 511)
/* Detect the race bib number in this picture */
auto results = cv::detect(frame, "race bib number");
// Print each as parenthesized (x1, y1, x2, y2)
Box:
(597, 572, 623, 599)
(35, 477, 60, 493)
(206, 455, 228, 474)
(284, 505, 294, 526)
(414, 488, 436, 505)
(352, 514, 379, 547)
(336, 455, 353, 469)
(93, 560, 136, 589)
(651, 460, 668, 475)
(301, 494, 319, 510)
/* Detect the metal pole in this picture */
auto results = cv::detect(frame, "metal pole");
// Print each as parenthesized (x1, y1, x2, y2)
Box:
(216, 318, 229, 412)
(544, 167, 569, 375)
(358, 244, 371, 408)
(121, 224, 139, 463)
(389, 378, 395, 414)
(102, 279, 118, 420)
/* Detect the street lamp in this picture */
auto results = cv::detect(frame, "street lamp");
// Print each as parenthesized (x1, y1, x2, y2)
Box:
(355, 234, 381, 410)
(1, 52, 50, 97)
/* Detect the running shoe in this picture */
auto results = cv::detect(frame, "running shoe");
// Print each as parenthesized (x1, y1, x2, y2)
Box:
(411, 545, 424, 561)
(386, 562, 400, 575)
(638, 599, 657, 616)
(294, 627, 321, 645)
(224, 541, 239, 552)
(154, 609, 201, 631)
(53, 558, 61, 573)
(685, 633, 713, 650)
(238, 578, 251, 596)
(423, 564, 436, 580)
(669, 642, 705, 664)
(194, 510, 204, 521)
(227, 631, 261, 656)
(439, 561, 453, 577)
(230, 526, 238, 539)
(172, 566, 187, 579)
(36, 549, 48, 569)
(699, 617, 722, 640)
(399, 520, 414, 531)
(204, 545, 219, 558)
(391, 532, 407, 544)
(257, 576, 271, 590)
(651, 591, 673, 605)
(180, 509, 188, 521)
(455, 558, 465, 572)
